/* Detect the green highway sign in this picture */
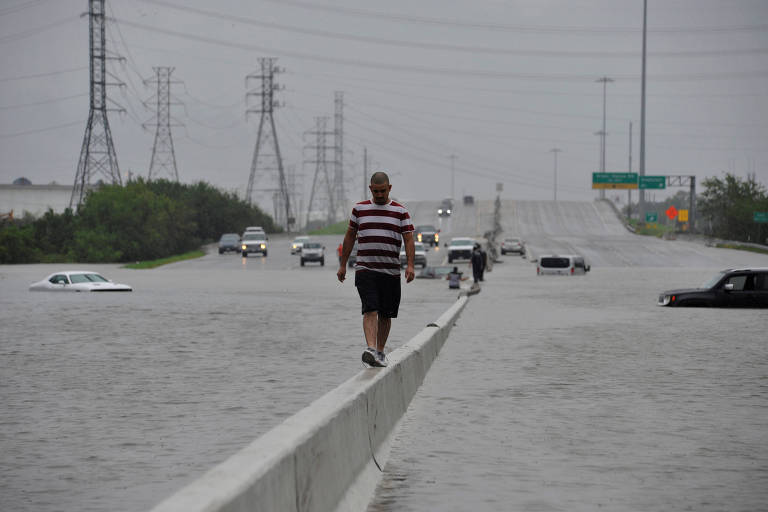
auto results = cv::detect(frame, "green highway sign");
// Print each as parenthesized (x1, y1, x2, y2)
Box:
(592, 172, 638, 189)
(754, 212, 768, 223)
(646, 212, 658, 223)
(639, 176, 666, 189)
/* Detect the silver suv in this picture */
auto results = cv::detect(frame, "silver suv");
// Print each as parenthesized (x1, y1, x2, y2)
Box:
(241, 232, 268, 257)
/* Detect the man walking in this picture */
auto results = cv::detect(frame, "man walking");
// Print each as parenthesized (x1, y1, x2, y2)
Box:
(337, 171, 415, 368)
(471, 243, 484, 284)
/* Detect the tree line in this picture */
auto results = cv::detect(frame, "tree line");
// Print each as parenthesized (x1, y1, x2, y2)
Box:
(0, 179, 279, 264)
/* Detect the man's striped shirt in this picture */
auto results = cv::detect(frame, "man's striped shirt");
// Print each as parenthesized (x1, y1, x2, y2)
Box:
(349, 199, 414, 276)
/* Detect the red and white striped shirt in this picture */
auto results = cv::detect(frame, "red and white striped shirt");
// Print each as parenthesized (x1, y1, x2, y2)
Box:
(349, 199, 414, 276)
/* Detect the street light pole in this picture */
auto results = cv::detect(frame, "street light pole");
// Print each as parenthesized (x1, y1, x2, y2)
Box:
(596, 76, 614, 200)
(448, 154, 457, 199)
(639, 0, 648, 219)
(550, 148, 562, 201)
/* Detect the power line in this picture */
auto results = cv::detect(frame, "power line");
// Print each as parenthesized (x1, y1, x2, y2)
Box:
(0, 66, 87, 83)
(110, 19, 768, 83)
(257, 0, 768, 35)
(131, 0, 768, 60)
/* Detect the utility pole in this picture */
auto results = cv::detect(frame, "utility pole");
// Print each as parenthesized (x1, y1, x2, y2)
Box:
(596, 76, 614, 200)
(144, 66, 181, 181)
(246, 57, 293, 230)
(628, 121, 633, 219)
(70, 0, 124, 209)
(639, 0, 648, 220)
(550, 148, 562, 201)
(448, 154, 457, 199)
(333, 91, 347, 221)
(363, 146, 368, 201)
(304, 116, 335, 227)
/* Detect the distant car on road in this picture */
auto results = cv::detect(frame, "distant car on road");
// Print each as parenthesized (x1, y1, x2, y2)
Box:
(658, 267, 768, 308)
(500, 237, 524, 255)
(218, 233, 241, 254)
(447, 237, 475, 263)
(537, 255, 590, 275)
(291, 236, 309, 255)
(300, 242, 325, 266)
(415, 224, 439, 247)
(400, 241, 428, 268)
(241, 232, 268, 257)
(29, 271, 132, 292)
(437, 198, 453, 217)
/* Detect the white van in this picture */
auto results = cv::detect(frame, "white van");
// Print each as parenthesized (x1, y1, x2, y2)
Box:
(537, 254, 590, 275)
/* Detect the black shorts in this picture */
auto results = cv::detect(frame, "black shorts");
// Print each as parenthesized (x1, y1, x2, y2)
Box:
(355, 270, 401, 318)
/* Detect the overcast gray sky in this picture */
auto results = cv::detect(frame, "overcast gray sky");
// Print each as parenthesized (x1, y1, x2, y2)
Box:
(1, 0, 767, 215)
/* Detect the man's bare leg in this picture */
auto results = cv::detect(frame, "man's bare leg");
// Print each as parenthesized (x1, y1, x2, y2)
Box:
(377, 316, 391, 352)
(363, 311, 378, 349)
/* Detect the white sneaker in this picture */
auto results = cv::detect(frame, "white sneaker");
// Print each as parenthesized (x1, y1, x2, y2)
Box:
(376, 350, 388, 367)
(362, 347, 377, 366)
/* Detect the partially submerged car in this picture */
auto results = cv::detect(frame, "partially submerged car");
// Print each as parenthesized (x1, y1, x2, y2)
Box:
(501, 237, 524, 255)
(291, 236, 310, 255)
(658, 267, 768, 308)
(537, 255, 590, 275)
(400, 241, 428, 268)
(241, 232, 268, 257)
(300, 242, 325, 266)
(447, 237, 474, 263)
(29, 271, 132, 292)
(417, 265, 454, 279)
(218, 233, 241, 254)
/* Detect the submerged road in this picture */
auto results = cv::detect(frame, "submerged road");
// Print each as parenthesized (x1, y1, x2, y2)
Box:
(1, 198, 767, 511)
(368, 199, 768, 511)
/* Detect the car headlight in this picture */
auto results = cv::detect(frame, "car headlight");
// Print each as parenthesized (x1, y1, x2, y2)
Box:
(260, 244, 266, 249)
(434, 233, 439, 242)
(658, 294, 675, 306)
(417, 233, 422, 242)
(242, 244, 247, 250)
(438, 209, 443, 214)
(447, 209, 452, 214)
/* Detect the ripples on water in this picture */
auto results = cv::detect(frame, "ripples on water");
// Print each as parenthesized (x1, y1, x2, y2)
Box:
(368, 264, 768, 512)
(0, 260, 454, 512)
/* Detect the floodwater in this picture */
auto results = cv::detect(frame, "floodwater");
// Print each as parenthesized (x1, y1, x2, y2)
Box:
(367, 218, 768, 511)
(0, 234, 455, 512)
(2, 200, 768, 512)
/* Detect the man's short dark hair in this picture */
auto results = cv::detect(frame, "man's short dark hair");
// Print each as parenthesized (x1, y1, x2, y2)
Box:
(370, 171, 390, 185)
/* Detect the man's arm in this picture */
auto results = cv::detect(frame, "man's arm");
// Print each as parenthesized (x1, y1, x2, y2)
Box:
(402, 231, 415, 283)
(336, 226, 357, 282)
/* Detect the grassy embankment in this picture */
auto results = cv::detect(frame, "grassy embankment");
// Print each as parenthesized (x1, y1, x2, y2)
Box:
(123, 250, 205, 269)
(714, 243, 768, 255)
(627, 219, 677, 237)
(308, 221, 348, 235)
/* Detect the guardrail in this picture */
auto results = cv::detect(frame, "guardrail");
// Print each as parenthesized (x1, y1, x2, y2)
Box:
(150, 296, 469, 512)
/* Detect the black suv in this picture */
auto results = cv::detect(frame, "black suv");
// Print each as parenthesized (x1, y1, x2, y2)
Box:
(658, 267, 768, 308)
(415, 225, 439, 247)
(218, 233, 241, 254)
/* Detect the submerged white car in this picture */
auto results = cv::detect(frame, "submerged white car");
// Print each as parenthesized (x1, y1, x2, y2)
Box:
(29, 271, 133, 292)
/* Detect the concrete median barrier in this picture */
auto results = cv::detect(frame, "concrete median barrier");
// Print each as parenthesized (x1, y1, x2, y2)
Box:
(150, 295, 468, 512)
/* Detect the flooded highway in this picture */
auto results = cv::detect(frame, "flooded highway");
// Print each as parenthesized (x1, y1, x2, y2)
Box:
(2, 198, 767, 511)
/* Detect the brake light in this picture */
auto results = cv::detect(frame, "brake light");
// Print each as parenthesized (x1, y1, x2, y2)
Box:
(537, 266, 540, 274)
(671, 295, 676, 302)
(571, 267, 574, 274)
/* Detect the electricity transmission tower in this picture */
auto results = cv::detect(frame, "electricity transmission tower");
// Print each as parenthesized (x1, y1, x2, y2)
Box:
(143, 66, 181, 181)
(304, 116, 335, 227)
(70, 0, 124, 209)
(333, 91, 347, 220)
(245, 58, 294, 230)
